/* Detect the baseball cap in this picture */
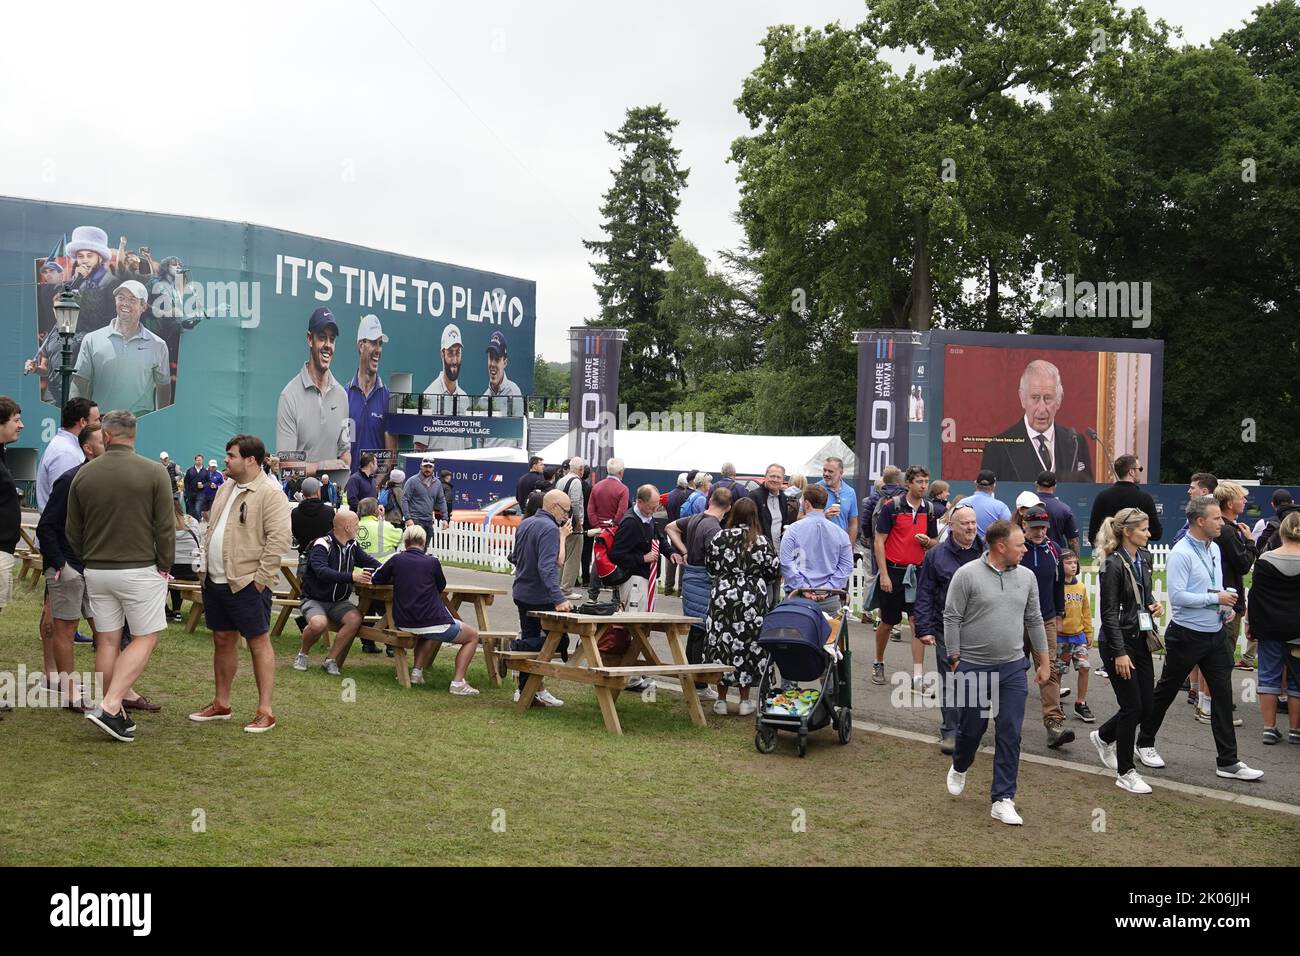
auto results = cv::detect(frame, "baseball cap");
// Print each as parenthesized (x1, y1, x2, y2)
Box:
(1024, 505, 1051, 528)
(41, 260, 63, 273)
(976, 469, 997, 487)
(441, 324, 462, 350)
(389, 469, 405, 484)
(159, 452, 169, 460)
(300, 477, 322, 496)
(308, 307, 339, 336)
(487, 330, 508, 356)
(1036, 470, 1057, 487)
(114, 279, 149, 302)
(357, 313, 388, 343)
(1015, 491, 1042, 510)
(208, 459, 218, 467)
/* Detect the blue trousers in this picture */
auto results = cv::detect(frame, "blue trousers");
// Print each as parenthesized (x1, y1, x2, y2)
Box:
(932, 631, 959, 740)
(951, 657, 1029, 803)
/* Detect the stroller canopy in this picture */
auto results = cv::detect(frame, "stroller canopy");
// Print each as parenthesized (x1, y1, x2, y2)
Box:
(758, 599, 831, 682)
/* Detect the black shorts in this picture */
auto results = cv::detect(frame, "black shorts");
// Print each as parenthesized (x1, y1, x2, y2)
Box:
(203, 580, 273, 638)
(878, 564, 915, 626)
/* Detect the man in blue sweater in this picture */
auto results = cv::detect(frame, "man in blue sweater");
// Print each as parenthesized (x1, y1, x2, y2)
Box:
(294, 510, 381, 675)
(510, 489, 575, 706)
(912, 501, 983, 754)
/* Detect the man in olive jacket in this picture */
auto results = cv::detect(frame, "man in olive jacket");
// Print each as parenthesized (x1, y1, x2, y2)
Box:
(68, 410, 175, 742)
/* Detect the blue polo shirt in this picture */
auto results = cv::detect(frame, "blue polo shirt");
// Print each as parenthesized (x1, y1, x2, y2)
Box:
(815, 479, 858, 532)
(347, 373, 390, 470)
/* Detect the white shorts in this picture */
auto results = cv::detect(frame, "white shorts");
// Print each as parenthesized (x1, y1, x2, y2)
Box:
(0, 550, 14, 609)
(84, 566, 168, 635)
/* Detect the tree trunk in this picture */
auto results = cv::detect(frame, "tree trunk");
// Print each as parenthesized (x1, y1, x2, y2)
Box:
(986, 255, 999, 328)
(909, 210, 933, 331)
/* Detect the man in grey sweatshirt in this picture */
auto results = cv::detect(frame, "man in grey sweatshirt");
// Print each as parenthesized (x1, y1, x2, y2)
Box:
(940, 520, 1052, 826)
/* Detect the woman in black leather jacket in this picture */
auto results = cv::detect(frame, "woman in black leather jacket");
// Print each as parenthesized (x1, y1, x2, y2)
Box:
(1090, 507, 1163, 793)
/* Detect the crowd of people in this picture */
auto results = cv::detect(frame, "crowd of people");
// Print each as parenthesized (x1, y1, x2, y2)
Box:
(2, 395, 1294, 822)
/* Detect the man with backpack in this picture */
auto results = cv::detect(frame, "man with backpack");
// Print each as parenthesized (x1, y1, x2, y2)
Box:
(870, 465, 939, 687)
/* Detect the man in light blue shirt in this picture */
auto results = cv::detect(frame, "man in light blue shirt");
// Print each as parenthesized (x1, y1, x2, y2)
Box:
(810, 456, 859, 545)
(1135, 495, 1262, 781)
(781, 483, 853, 614)
(36, 398, 99, 510)
(968, 470, 1012, 536)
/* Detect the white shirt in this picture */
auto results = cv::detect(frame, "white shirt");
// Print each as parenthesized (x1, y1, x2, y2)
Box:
(206, 481, 254, 583)
(1023, 415, 1056, 471)
(36, 429, 85, 510)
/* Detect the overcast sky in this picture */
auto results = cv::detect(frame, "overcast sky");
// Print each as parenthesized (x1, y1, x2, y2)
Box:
(0, 0, 1266, 361)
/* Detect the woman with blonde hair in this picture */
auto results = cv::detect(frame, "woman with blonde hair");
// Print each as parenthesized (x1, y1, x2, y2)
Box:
(784, 472, 807, 507)
(1090, 507, 1164, 794)
(1247, 511, 1300, 744)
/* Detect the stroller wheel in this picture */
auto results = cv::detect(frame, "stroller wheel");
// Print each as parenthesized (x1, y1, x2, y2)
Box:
(797, 733, 808, 758)
(837, 707, 852, 744)
(755, 726, 778, 754)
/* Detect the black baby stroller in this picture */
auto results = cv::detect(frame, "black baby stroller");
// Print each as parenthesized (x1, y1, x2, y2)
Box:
(754, 589, 852, 758)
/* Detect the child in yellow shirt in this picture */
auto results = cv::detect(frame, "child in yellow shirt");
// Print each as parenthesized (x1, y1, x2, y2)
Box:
(1058, 550, 1095, 722)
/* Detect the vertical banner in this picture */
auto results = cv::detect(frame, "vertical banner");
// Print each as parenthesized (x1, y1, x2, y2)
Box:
(568, 327, 627, 481)
(853, 330, 916, 504)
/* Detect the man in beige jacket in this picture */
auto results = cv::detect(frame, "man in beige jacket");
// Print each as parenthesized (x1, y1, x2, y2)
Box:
(189, 434, 292, 733)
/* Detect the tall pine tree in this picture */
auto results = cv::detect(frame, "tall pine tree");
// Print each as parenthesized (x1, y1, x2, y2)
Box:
(584, 105, 690, 414)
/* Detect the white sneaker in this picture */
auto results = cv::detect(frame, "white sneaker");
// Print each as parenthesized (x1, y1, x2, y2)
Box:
(946, 766, 966, 796)
(1116, 769, 1152, 794)
(697, 686, 719, 702)
(1135, 746, 1165, 769)
(535, 689, 564, 707)
(512, 688, 521, 704)
(292, 653, 309, 672)
(410, 668, 425, 686)
(738, 700, 757, 717)
(1215, 761, 1264, 781)
(323, 659, 341, 676)
(566, 591, 585, 601)
(449, 680, 480, 696)
(990, 799, 1023, 826)
(1090, 730, 1118, 771)
(1059, 686, 1071, 700)
(713, 700, 729, 716)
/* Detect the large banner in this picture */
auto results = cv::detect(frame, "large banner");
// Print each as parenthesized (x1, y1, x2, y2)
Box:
(568, 327, 626, 481)
(0, 197, 535, 475)
(938, 333, 1162, 483)
(853, 330, 915, 503)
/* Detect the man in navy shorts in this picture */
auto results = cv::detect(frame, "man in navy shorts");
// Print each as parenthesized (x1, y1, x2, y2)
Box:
(189, 434, 292, 733)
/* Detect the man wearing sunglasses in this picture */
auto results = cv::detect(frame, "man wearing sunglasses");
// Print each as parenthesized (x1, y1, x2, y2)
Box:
(509, 489, 576, 707)
(1087, 454, 1163, 547)
(189, 434, 292, 733)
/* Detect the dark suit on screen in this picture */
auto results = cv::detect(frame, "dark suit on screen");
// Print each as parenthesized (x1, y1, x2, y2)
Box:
(979, 420, 1094, 484)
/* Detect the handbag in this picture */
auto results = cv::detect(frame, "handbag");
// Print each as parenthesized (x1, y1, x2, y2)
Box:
(1119, 555, 1163, 653)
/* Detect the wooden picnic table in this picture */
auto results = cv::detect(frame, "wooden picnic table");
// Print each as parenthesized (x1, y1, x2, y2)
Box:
(350, 582, 509, 688)
(269, 557, 305, 637)
(16, 523, 42, 588)
(511, 611, 732, 735)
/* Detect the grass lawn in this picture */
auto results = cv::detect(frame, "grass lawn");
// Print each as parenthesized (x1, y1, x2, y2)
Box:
(0, 584, 1291, 866)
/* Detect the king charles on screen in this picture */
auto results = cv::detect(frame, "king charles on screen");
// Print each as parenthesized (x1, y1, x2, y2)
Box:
(979, 359, 1094, 483)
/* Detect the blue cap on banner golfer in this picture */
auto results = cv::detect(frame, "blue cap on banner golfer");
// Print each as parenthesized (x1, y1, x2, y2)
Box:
(308, 307, 339, 336)
(486, 330, 508, 356)
(41, 260, 63, 274)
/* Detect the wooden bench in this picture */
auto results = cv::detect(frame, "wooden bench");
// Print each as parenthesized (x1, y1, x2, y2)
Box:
(14, 549, 43, 589)
(502, 659, 728, 689)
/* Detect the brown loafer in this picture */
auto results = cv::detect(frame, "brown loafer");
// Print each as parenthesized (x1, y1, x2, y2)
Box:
(124, 695, 162, 712)
(188, 702, 232, 722)
(243, 712, 276, 734)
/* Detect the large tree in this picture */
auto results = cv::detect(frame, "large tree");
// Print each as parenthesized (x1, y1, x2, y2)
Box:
(584, 105, 690, 414)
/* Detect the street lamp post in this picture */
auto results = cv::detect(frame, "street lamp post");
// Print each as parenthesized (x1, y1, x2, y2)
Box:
(53, 289, 81, 409)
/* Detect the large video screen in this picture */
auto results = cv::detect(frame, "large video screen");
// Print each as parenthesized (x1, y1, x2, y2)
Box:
(940, 343, 1156, 483)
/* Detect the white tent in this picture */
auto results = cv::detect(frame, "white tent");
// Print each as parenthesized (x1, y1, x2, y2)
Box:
(535, 429, 856, 480)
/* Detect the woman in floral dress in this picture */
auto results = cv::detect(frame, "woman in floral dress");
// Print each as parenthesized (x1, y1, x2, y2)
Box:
(704, 496, 782, 716)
